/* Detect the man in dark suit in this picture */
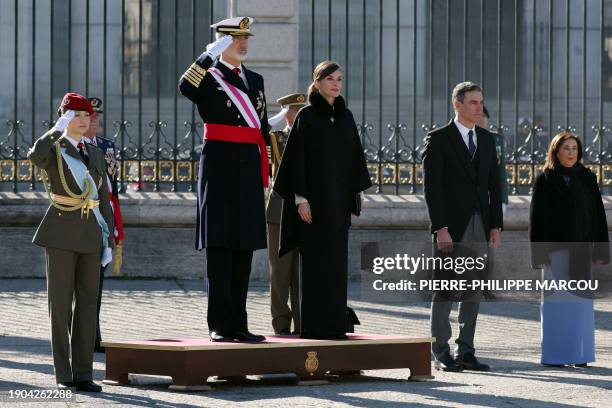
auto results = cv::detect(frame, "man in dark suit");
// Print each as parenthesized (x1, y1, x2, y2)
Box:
(178, 16, 269, 342)
(422, 82, 503, 372)
(84, 97, 125, 353)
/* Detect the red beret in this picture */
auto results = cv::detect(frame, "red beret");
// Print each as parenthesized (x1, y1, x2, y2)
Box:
(59, 92, 93, 115)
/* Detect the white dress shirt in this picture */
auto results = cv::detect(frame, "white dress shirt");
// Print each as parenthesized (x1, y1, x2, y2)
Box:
(63, 132, 87, 152)
(453, 116, 477, 153)
(219, 56, 248, 89)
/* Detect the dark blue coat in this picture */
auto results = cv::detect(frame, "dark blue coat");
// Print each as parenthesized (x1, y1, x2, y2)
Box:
(179, 56, 270, 251)
(93, 136, 119, 196)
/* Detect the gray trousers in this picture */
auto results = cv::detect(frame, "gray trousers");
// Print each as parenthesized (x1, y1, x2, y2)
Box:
(267, 222, 301, 334)
(431, 214, 486, 359)
(46, 247, 100, 383)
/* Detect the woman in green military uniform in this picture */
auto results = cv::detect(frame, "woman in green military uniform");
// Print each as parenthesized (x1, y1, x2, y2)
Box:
(28, 92, 114, 392)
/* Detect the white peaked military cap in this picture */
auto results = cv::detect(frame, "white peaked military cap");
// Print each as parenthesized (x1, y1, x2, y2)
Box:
(211, 16, 254, 36)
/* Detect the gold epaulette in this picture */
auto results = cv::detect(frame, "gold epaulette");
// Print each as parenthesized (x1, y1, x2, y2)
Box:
(181, 63, 207, 87)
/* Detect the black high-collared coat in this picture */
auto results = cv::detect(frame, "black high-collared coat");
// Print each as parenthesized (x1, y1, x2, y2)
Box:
(179, 56, 270, 251)
(529, 166, 609, 269)
(274, 92, 372, 338)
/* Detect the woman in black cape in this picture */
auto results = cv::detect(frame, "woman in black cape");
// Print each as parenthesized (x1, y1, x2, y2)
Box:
(274, 60, 372, 339)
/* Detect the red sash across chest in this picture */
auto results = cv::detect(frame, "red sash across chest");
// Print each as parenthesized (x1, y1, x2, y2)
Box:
(203, 123, 269, 187)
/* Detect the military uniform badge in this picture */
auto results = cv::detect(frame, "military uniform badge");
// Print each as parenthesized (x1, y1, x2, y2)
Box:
(256, 90, 266, 119)
(105, 148, 117, 176)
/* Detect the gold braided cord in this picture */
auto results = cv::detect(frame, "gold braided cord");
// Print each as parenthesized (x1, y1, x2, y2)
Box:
(39, 141, 95, 212)
(269, 131, 281, 178)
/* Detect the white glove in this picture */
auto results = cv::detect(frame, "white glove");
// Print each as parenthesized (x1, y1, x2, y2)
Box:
(268, 107, 289, 127)
(101, 247, 113, 267)
(52, 110, 75, 133)
(205, 35, 233, 59)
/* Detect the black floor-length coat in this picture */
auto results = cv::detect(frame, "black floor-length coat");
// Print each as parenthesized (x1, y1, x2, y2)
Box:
(274, 91, 372, 339)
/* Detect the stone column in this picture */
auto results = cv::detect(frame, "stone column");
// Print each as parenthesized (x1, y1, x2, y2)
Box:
(231, 0, 298, 115)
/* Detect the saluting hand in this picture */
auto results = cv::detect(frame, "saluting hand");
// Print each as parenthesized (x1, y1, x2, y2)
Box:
(205, 35, 233, 59)
(298, 202, 312, 224)
(52, 110, 76, 133)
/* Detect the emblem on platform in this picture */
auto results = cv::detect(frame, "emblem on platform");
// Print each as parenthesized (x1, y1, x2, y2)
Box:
(305, 351, 319, 376)
(297, 95, 305, 103)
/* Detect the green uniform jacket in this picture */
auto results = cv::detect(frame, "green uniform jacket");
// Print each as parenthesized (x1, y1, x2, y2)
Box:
(28, 130, 115, 253)
(266, 128, 290, 225)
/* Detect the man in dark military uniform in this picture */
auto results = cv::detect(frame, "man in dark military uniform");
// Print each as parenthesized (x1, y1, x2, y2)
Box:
(84, 97, 125, 353)
(178, 16, 269, 342)
(28, 92, 114, 391)
(480, 106, 509, 210)
(267, 93, 307, 335)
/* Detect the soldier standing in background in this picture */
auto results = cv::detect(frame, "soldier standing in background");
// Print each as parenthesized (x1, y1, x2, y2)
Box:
(84, 97, 125, 353)
(267, 93, 307, 335)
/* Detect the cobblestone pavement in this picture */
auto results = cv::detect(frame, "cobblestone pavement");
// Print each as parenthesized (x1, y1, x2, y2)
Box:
(0, 278, 611, 407)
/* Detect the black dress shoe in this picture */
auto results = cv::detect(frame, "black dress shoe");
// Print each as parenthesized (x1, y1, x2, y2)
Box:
(209, 331, 234, 342)
(574, 363, 588, 368)
(57, 382, 74, 389)
(233, 331, 265, 342)
(74, 380, 102, 392)
(278, 328, 291, 336)
(455, 353, 490, 371)
(434, 353, 464, 372)
(542, 363, 566, 368)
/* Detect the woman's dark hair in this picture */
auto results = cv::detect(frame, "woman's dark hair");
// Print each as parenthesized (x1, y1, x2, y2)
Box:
(543, 131, 583, 171)
(307, 60, 342, 99)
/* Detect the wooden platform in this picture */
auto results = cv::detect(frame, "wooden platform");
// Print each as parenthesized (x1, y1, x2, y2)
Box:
(102, 334, 434, 390)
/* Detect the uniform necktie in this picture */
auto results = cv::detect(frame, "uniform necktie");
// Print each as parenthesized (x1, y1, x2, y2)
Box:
(77, 142, 89, 166)
(467, 129, 476, 158)
(232, 67, 249, 89)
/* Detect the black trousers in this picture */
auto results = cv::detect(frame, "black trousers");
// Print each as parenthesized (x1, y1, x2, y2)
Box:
(205, 248, 253, 335)
(95, 264, 106, 347)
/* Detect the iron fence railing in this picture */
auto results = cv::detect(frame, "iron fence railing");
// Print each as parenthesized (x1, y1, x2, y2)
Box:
(2, 0, 612, 194)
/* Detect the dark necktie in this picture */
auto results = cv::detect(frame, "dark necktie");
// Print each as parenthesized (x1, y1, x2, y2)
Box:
(77, 142, 89, 166)
(232, 67, 241, 75)
(467, 129, 476, 158)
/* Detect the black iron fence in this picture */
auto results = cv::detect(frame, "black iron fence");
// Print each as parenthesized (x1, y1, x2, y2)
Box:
(299, 0, 612, 195)
(2, 0, 612, 194)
